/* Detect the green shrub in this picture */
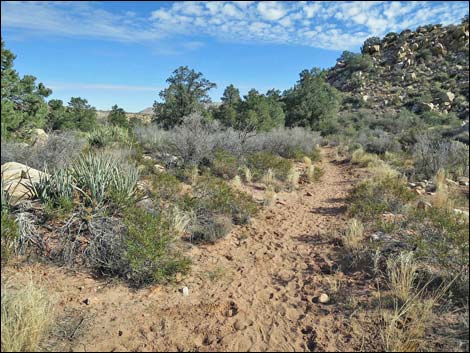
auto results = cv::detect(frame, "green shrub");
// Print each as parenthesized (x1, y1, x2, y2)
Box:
(151, 172, 182, 200)
(1, 211, 18, 262)
(405, 208, 469, 277)
(123, 208, 191, 286)
(348, 175, 416, 221)
(191, 174, 257, 225)
(246, 152, 293, 181)
(212, 150, 240, 179)
(87, 125, 132, 148)
(191, 214, 233, 243)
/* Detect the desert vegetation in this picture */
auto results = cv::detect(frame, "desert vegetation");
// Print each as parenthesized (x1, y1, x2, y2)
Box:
(1, 15, 469, 352)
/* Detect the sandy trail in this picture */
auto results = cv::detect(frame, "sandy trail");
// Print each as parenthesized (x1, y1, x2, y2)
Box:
(4, 148, 361, 352)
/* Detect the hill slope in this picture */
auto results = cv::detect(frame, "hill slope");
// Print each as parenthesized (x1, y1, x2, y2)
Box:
(327, 22, 469, 120)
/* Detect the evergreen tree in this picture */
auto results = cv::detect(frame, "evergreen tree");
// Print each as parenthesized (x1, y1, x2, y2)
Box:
(108, 104, 128, 128)
(153, 66, 216, 128)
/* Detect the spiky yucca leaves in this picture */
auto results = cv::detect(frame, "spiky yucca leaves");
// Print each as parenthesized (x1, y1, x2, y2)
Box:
(30, 167, 76, 205)
(72, 153, 139, 205)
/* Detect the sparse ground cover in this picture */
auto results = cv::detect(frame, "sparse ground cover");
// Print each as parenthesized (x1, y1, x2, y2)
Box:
(1, 18, 469, 352)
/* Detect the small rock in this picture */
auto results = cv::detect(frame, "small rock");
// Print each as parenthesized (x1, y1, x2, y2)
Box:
(417, 200, 432, 211)
(446, 178, 459, 186)
(82, 298, 91, 305)
(203, 334, 217, 345)
(305, 191, 313, 196)
(276, 200, 287, 205)
(371, 231, 386, 241)
(153, 164, 165, 173)
(118, 330, 123, 337)
(181, 286, 189, 296)
(453, 209, 469, 219)
(457, 177, 469, 186)
(234, 320, 246, 331)
(318, 293, 330, 304)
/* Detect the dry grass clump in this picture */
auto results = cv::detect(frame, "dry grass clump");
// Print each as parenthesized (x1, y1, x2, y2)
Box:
(380, 282, 450, 352)
(306, 165, 315, 182)
(344, 218, 365, 252)
(190, 166, 199, 186)
(261, 168, 275, 187)
(232, 175, 242, 188)
(432, 168, 451, 209)
(302, 156, 312, 166)
(167, 206, 193, 237)
(243, 166, 252, 183)
(351, 148, 379, 167)
(386, 251, 419, 302)
(367, 160, 400, 179)
(286, 167, 299, 192)
(263, 186, 277, 206)
(1, 278, 53, 352)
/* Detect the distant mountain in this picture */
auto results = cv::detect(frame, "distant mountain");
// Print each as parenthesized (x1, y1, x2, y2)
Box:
(138, 107, 153, 115)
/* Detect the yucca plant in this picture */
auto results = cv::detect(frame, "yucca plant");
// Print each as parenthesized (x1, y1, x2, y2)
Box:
(71, 153, 139, 205)
(109, 163, 139, 200)
(31, 167, 76, 205)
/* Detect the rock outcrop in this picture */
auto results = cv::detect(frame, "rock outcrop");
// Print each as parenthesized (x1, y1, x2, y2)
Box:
(328, 21, 469, 122)
(1, 162, 46, 204)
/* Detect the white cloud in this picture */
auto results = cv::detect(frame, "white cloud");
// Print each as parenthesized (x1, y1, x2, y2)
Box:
(2, 1, 468, 51)
(257, 2, 287, 21)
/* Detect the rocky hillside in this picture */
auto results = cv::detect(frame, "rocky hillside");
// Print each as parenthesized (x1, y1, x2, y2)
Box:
(96, 110, 152, 124)
(327, 21, 469, 120)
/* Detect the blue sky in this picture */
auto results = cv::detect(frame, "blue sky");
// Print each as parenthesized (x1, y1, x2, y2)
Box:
(2, 1, 468, 112)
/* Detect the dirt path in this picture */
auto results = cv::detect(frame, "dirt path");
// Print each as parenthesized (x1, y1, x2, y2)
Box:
(4, 148, 362, 352)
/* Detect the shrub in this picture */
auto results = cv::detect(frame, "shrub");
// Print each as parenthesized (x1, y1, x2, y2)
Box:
(413, 133, 469, 179)
(87, 125, 132, 148)
(1, 211, 19, 262)
(246, 152, 293, 181)
(351, 148, 379, 167)
(190, 214, 233, 243)
(348, 175, 415, 221)
(191, 174, 257, 225)
(1, 279, 53, 352)
(212, 150, 240, 179)
(247, 127, 322, 159)
(166, 113, 219, 167)
(1, 131, 86, 171)
(151, 172, 182, 201)
(123, 208, 191, 286)
(404, 208, 469, 278)
(357, 130, 401, 154)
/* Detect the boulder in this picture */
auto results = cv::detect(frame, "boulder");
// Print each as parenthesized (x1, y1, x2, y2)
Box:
(31, 128, 48, 147)
(1, 162, 47, 204)
(437, 91, 455, 103)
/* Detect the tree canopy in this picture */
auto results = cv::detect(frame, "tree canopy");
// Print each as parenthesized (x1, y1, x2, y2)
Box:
(283, 68, 340, 133)
(1, 39, 52, 137)
(108, 104, 128, 128)
(153, 66, 216, 128)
